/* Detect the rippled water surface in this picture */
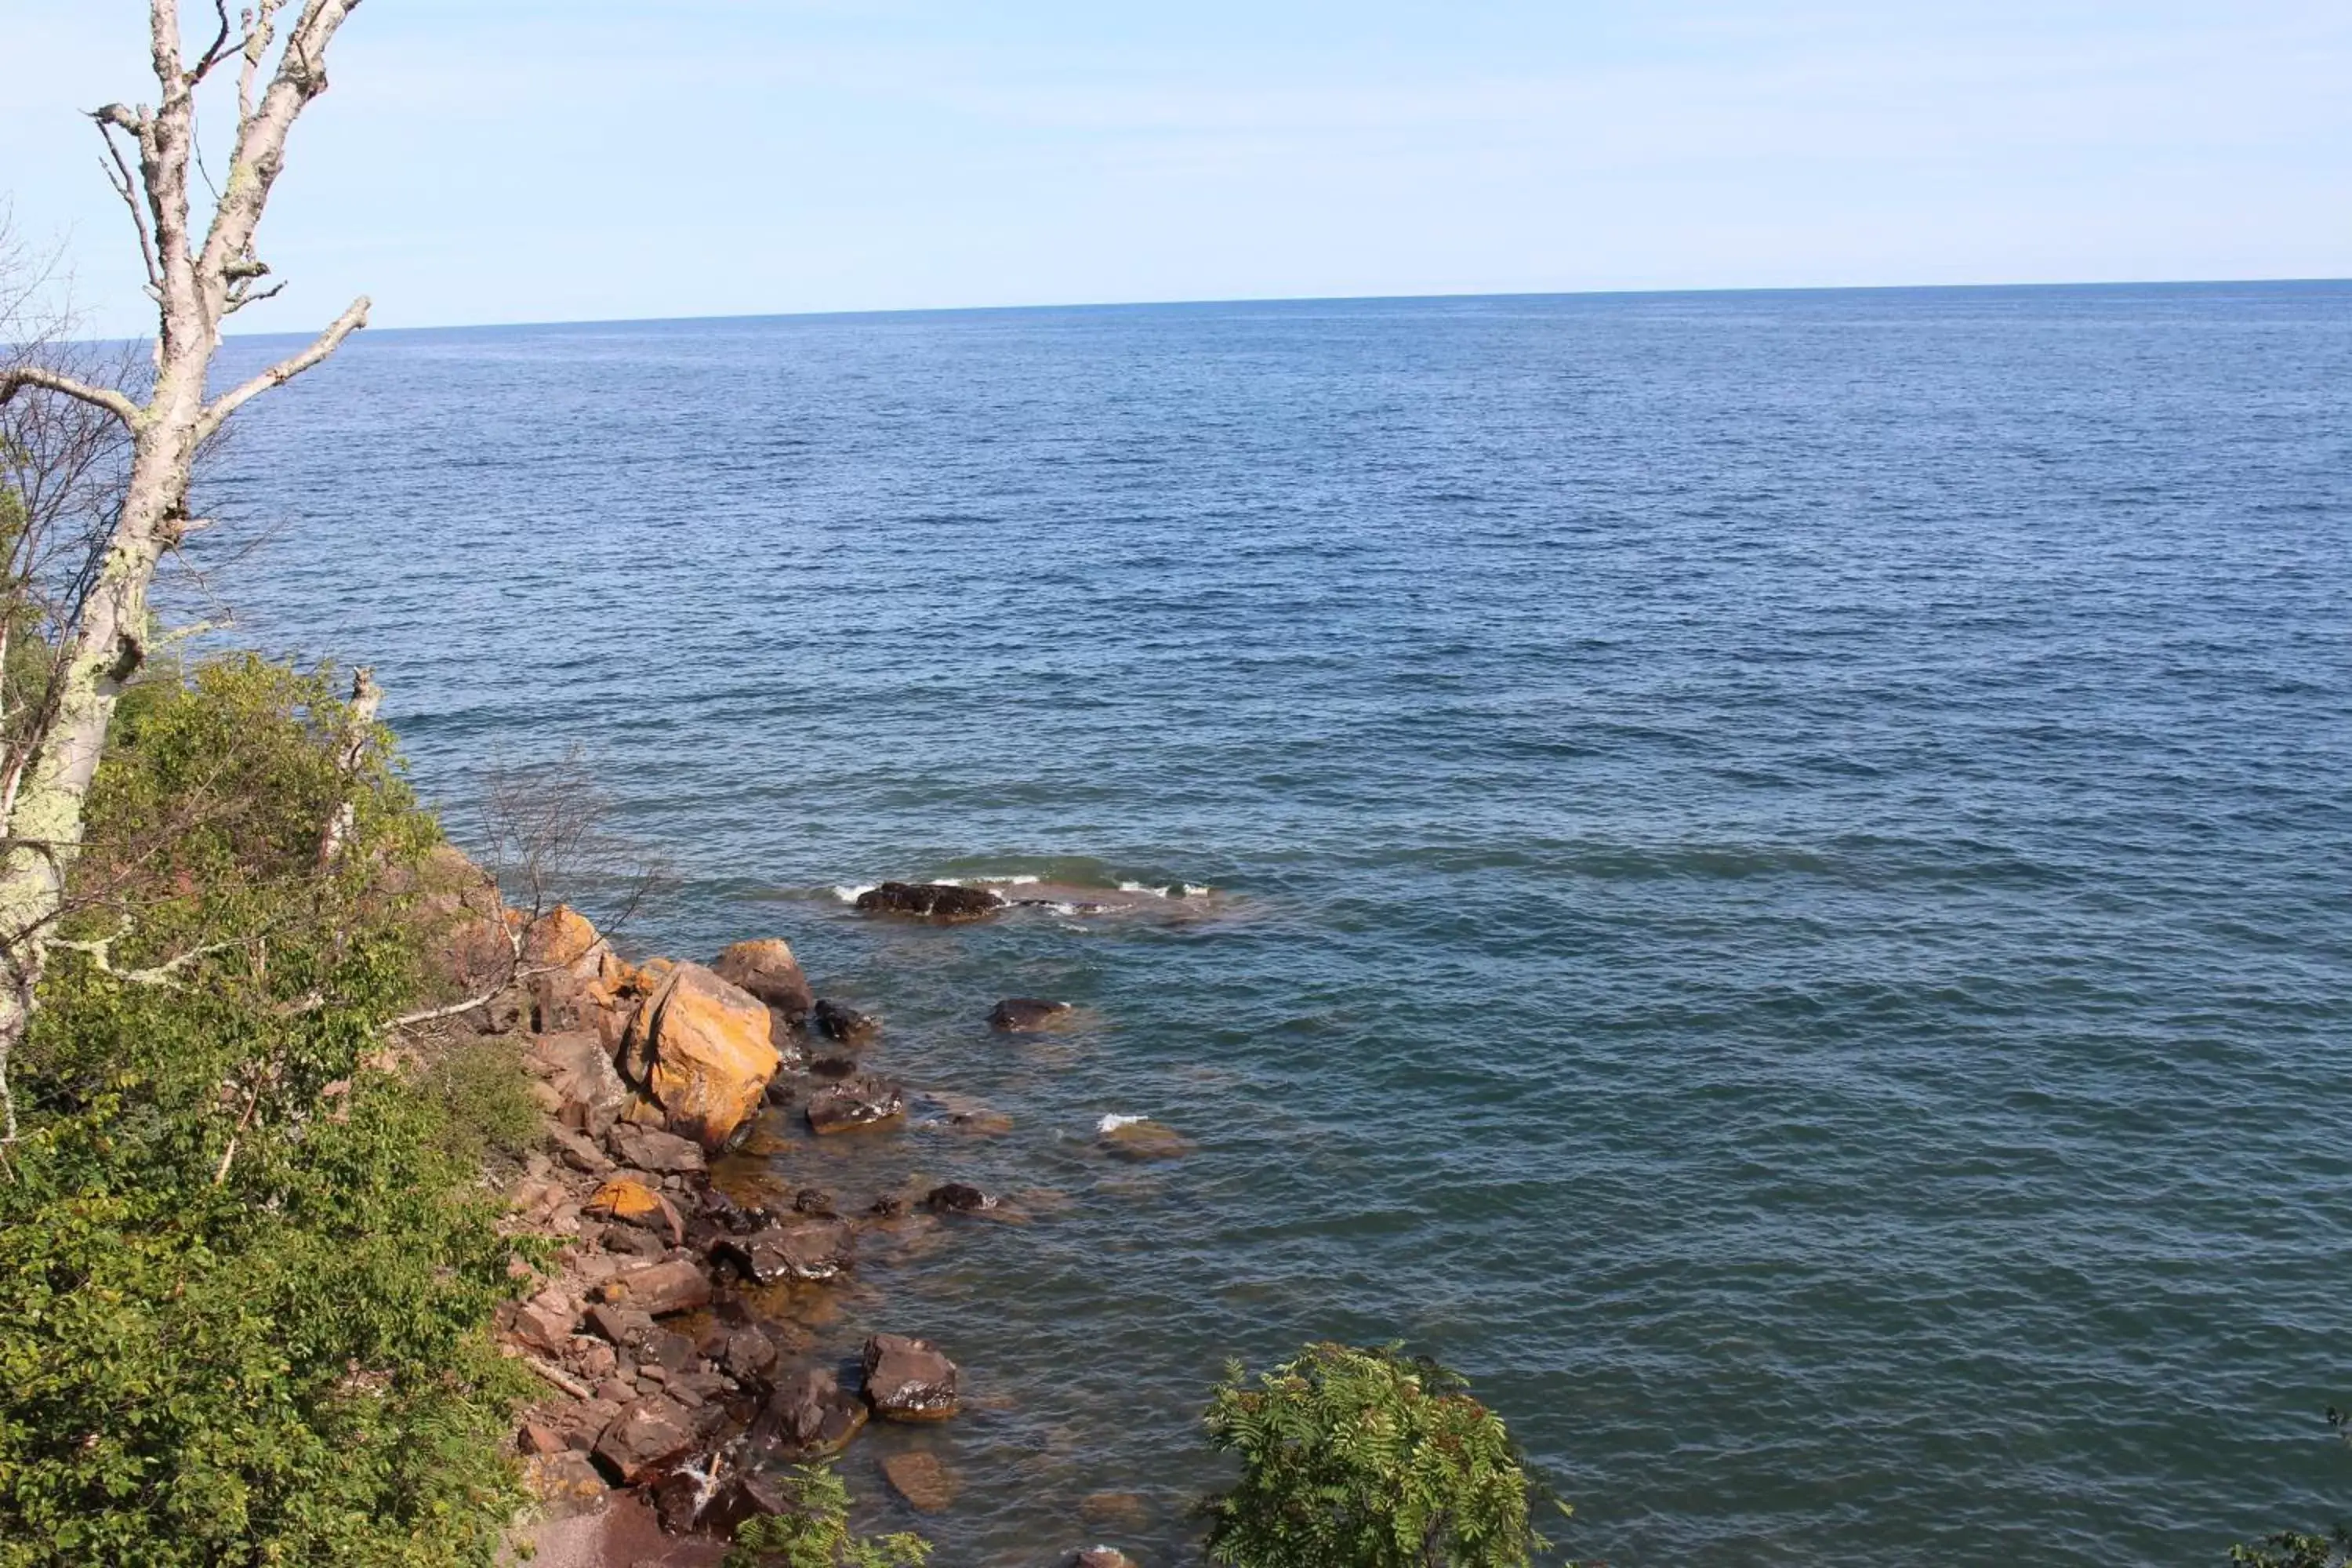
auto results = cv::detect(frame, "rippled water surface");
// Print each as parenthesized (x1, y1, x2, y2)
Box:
(197, 285, 2351, 1565)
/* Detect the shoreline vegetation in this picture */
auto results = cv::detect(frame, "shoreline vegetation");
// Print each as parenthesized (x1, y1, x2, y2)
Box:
(0, 652, 1555, 1567)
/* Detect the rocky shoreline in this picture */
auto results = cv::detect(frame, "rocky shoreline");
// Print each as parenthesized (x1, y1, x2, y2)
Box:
(431, 865, 1176, 1566)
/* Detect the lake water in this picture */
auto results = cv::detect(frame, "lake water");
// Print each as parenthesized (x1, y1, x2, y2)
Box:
(198, 283, 2352, 1565)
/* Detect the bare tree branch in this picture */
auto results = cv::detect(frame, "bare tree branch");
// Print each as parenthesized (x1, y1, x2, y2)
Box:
(97, 129, 164, 295)
(0, 368, 141, 429)
(197, 295, 368, 437)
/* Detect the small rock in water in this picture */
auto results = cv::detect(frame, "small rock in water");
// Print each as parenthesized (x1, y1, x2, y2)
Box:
(792, 1187, 836, 1215)
(923, 1182, 993, 1214)
(861, 1333, 960, 1421)
(880, 1449, 960, 1512)
(1098, 1116, 1192, 1162)
(808, 1054, 859, 1080)
(853, 881, 1004, 923)
(812, 998, 879, 1043)
(988, 996, 1075, 1032)
(807, 1074, 906, 1136)
(1071, 1550, 1141, 1568)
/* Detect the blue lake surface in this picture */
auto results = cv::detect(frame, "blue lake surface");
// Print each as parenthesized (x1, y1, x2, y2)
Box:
(196, 283, 2351, 1565)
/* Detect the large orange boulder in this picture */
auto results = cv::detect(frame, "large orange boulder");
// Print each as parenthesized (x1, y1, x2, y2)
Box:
(618, 963, 782, 1149)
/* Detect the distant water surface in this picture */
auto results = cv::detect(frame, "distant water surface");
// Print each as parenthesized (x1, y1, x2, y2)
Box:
(197, 284, 2352, 1566)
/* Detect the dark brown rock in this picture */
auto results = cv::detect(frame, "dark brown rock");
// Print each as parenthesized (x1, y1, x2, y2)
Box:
(987, 996, 1074, 1032)
(791, 1188, 836, 1216)
(718, 1325, 780, 1388)
(710, 1217, 855, 1284)
(812, 998, 878, 1043)
(806, 1074, 906, 1136)
(710, 938, 814, 1024)
(923, 1182, 993, 1215)
(852, 881, 1004, 923)
(750, 1367, 869, 1461)
(808, 1054, 859, 1080)
(861, 1333, 959, 1421)
(511, 1291, 577, 1356)
(1070, 1551, 1141, 1568)
(590, 1396, 704, 1486)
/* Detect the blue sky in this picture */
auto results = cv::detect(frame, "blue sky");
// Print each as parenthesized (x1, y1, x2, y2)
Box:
(3, 1, 2347, 335)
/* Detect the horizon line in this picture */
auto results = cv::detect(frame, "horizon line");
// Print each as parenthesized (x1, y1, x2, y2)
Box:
(209, 272, 2352, 343)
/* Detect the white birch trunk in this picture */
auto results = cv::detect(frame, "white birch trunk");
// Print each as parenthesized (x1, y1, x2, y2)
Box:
(0, 0, 366, 1141)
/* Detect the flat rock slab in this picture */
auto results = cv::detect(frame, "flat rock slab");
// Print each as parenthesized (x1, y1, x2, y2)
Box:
(880, 1449, 960, 1512)
(711, 1217, 856, 1284)
(603, 1258, 711, 1316)
(608, 1124, 707, 1175)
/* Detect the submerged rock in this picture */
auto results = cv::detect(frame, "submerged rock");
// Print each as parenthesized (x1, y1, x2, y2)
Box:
(710, 938, 814, 1025)
(853, 881, 1004, 923)
(988, 996, 1074, 1032)
(806, 1074, 906, 1136)
(1098, 1116, 1192, 1162)
(862, 1333, 959, 1421)
(880, 1450, 959, 1512)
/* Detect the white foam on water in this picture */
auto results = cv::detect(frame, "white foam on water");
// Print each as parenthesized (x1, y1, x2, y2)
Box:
(832, 883, 877, 903)
(1097, 1113, 1145, 1133)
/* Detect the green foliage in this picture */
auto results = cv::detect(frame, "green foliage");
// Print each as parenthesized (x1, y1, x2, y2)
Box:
(1202, 1342, 1560, 1568)
(724, 1465, 932, 1568)
(2230, 1410, 2352, 1567)
(0, 655, 535, 1566)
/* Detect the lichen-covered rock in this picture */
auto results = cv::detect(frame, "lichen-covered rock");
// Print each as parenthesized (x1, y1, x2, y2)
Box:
(861, 1333, 958, 1421)
(710, 938, 814, 1024)
(618, 963, 781, 1150)
(806, 1074, 906, 1136)
(852, 881, 1004, 923)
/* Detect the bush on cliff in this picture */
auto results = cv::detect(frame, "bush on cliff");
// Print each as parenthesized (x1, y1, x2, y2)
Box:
(2230, 1408, 2352, 1567)
(0, 655, 534, 1566)
(1202, 1342, 1559, 1568)
(724, 1463, 931, 1567)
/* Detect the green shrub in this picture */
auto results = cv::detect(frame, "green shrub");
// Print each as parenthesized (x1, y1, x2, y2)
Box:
(0, 655, 535, 1566)
(724, 1464, 931, 1568)
(1202, 1342, 1561, 1568)
(2230, 1410, 2352, 1567)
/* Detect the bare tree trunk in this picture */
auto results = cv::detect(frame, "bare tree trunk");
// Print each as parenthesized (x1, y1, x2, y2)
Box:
(0, 0, 368, 1145)
(317, 665, 380, 865)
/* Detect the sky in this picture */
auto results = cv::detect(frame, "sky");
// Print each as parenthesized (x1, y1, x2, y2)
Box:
(2, 1, 2347, 336)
